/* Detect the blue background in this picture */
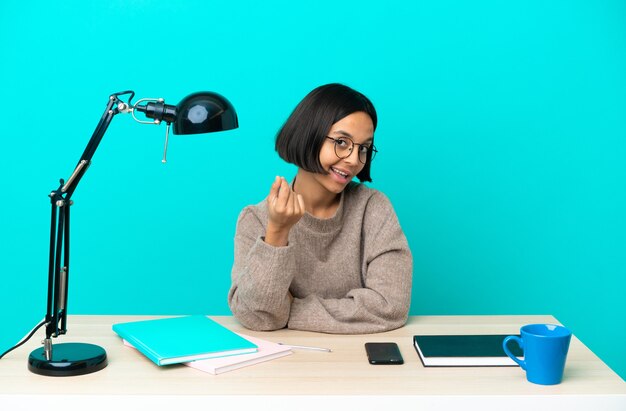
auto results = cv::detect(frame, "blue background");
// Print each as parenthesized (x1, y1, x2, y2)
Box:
(1, 1, 624, 380)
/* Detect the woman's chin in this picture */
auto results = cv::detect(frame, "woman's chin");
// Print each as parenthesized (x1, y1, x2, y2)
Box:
(324, 178, 351, 193)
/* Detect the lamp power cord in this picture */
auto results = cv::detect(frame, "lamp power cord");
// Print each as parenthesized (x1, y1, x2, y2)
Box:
(0, 319, 46, 360)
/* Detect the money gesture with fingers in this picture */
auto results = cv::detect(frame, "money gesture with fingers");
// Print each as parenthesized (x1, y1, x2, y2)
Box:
(265, 176, 305, 247)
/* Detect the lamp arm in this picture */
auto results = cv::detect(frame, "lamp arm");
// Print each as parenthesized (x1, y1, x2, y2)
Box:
(44, 91, 133, 341)
(62, 91, 134, 198)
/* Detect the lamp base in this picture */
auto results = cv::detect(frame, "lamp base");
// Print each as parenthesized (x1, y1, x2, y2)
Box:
(28, 342, 107, 376)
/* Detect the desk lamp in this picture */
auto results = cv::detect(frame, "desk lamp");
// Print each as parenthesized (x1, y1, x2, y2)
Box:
(26, 90, 238, 376)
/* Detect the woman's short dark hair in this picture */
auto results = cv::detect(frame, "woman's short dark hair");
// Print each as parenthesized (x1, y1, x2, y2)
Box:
(275, 83, 378, 182)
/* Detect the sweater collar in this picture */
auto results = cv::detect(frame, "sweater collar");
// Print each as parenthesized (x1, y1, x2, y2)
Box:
(296, 182, 347, 234)
(299, 194, 345, 233)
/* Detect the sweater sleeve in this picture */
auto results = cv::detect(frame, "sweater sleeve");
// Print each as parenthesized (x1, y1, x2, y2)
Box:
(227, 207, 295, 331)
(287, 192, 413, 334)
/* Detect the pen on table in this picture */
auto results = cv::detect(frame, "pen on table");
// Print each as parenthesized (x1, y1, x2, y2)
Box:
(277, 343, 332, 352)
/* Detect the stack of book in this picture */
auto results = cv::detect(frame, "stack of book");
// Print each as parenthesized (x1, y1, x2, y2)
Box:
(112, 315, 292, 374)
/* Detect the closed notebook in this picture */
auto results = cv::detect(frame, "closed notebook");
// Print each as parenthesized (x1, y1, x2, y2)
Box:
(413, 334, 523, 367)
(125, 333, 292, 374)
(186, 334, 292, 374)
(112, 315, 257, 366)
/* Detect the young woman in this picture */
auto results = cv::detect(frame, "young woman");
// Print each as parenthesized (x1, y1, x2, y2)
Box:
(228, 83, 412, 334)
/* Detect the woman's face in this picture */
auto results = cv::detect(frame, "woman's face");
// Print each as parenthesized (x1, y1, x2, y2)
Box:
(315, 111, 374, 194)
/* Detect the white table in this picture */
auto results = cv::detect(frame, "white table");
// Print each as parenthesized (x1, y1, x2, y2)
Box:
(1, 315, 624, 410)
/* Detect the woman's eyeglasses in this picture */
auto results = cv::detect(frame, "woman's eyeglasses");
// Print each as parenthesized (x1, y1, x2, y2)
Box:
(325, 136, 377, 164)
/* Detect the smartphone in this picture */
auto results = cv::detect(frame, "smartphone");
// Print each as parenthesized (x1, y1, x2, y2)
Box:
(365, 342, 404, 365)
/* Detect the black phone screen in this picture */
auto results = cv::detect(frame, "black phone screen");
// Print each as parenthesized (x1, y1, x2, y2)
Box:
(365, 342, 404, 364)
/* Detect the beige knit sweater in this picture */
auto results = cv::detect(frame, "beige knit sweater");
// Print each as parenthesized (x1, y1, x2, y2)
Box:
(228, 182, 413, 334)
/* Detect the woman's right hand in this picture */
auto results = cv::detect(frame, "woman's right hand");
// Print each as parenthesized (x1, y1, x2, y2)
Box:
(265, 176, 305, 247)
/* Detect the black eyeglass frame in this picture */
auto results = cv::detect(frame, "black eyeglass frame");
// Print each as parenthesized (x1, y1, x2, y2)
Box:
(325, 136, 378, 164)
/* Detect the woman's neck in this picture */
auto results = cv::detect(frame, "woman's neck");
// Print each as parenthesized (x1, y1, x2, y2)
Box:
(293, 169, 341, 219)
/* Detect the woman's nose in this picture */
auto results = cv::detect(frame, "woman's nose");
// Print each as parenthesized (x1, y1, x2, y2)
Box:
(344, 147, 360, 164)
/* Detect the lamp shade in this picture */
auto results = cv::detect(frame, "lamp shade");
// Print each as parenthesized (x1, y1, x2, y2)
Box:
(173, 92, 238, 135)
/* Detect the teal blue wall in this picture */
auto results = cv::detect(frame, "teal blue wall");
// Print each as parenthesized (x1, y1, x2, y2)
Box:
(1, 1, 624, 380)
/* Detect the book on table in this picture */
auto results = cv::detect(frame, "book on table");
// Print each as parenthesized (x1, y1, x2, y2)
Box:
(112, 315, 257, 366)
(413, 334, 523, 367)
(184, 334, 292, 374)
(125, 333, 293, 374)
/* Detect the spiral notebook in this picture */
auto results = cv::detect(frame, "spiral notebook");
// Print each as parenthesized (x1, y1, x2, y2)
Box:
(123, 333, 292, 374)
(112, 315, 257, 366)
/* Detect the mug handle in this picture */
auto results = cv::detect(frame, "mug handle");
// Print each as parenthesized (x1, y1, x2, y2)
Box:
(503, 335, 526, 369)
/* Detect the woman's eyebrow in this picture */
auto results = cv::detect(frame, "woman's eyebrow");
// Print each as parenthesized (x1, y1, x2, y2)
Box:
(331, 129, 353, 137)
(331, 129, 374, 143)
